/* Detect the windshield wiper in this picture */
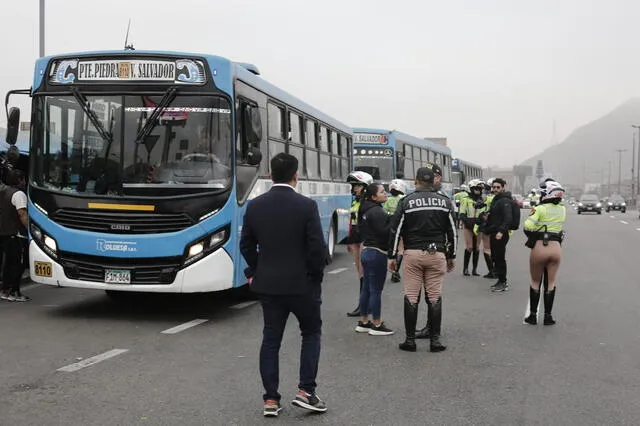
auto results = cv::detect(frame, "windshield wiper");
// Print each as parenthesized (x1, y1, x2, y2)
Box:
(71, 88, 113, 144)
(134, 87, 178, 145)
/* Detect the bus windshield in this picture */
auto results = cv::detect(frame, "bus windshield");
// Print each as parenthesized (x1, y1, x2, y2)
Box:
(32, 94, 232, 196)
(354, 154, 394, 181)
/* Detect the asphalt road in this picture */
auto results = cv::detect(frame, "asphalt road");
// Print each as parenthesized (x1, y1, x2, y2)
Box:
(2, 207, 640, 425)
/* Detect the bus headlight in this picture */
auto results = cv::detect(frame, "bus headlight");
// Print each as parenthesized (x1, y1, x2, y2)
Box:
(184, 227, 229, 266)
(30, 222, 58, 259)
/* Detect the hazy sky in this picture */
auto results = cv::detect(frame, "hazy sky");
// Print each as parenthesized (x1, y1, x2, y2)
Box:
(1, 0, 640, 167)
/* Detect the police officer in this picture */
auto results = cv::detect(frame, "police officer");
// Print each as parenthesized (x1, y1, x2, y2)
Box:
(537, 178, 557, 292)
(0, 169, 29, 302)
(346, 171, 374, 317)
(384, 179, 406, 283)
(389, 164, 456, 353)
(474, 179, 495, 279)
(459, 179, 484, 276)
(524, 181, 566, 325)
(453, 185, 469, 229)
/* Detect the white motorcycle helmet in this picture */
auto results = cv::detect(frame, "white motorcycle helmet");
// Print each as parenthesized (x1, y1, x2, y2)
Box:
(347, 171, 374, 186)
(389, 179, 406, 194)
(543, 181, 565, 200)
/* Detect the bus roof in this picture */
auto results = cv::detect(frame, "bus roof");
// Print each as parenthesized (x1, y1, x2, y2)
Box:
(352, 127, 451, 155)
(234, 63, 352, 135)
(452, 157, 483, 170)
(35, 50, 353, 136)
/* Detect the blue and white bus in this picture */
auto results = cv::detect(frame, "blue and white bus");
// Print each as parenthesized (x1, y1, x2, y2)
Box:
(352, 128, 453, 196)
(451, 158, 483, 189)
(5, 50, 352, 296)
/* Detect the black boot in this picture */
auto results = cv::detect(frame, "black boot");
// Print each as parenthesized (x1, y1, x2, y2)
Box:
(472, 250, 480, 276)
(346, 277, 363, 317)
(399, 296, 418, 352)
(415, 297, 431, 339)
(483, 253, 495, 278)
(524, 287, 540, 325)
(543, 288, 556, 325)
(463, 250, 471, 276)
(428, 298, 446, 352)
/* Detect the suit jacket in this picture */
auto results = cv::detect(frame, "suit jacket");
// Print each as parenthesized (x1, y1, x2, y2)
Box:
(240, 185, 326, 295)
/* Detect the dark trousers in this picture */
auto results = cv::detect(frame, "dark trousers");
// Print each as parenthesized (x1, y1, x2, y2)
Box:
(490, 232, 510, 282)
(0, 236, 24, 294)
(259, 287, 322, 402)
(360, 248, 387, 320)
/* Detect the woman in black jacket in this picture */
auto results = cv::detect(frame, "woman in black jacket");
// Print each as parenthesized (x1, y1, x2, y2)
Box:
(354, 183, 394, 336)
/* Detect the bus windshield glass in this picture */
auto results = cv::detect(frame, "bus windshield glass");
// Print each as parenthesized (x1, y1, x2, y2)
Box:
(353, 148, 394, 181)
(32, 94, 232, 196)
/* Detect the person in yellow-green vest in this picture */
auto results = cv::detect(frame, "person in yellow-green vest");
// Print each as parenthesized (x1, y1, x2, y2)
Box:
(474, 179, 495, 279)
(459, 180, 484, 276)
(346, 171, 374, 317)
(523, 180, 566, 326)
(453, 185, 469, 229)
(384, 179, 406, 283)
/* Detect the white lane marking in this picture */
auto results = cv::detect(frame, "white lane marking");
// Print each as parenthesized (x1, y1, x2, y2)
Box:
(57, 349, 128, 372)
(636, 228, 640, 231)
(620, 220, 629, 225)
(230, 301, 258, 310)
(610, 215, 615, 218)
(160, 319, 209, 334)
(328, 267, 348, 274)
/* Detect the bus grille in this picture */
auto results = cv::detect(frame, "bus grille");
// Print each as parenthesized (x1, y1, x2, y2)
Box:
(51, 209, 194, 234)
(58, 252, 183, 285)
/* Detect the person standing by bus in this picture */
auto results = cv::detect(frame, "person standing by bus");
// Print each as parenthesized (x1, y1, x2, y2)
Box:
(390, 164, 456, 353)
(240, 153, 328, 416)
(459, 180, 484, 276)
(354, 182, 394, 336)
(346, 171, 373, 317)
(384, 179, 406, 283)
(454, 184, 469, 229)
(0, 169, 29, 302)
(523, 181, 566, 326)
(475, 179, 495, 279)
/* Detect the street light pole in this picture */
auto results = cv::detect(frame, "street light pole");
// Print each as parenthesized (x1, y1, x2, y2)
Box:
(633, 133, 636, 202)
(633, 125, 640, 205)
(615, 149, 627, 195)
(39, 0, 45, 57)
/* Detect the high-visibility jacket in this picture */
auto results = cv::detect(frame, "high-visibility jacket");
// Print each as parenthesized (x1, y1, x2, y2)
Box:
(524, 203, 566, 234)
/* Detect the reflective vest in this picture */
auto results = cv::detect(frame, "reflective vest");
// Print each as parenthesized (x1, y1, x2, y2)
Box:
(524, 203, 566, 233)
(350, 198, 361, 225)
(383, 195, 404, 215)
(459, 195, 479, 218)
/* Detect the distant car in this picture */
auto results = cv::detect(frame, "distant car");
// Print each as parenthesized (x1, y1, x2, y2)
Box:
(605, 195, 626, 213)
(577, 194, 602, 214)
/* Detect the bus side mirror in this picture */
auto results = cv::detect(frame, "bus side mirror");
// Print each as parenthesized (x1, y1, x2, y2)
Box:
(395, 152, 405, 177)
(243, 105, 263, 144)
(5, 107, 20, 145)
(246, 147, 262, 166)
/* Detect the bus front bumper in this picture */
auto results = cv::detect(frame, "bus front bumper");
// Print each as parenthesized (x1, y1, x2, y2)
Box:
(28, 241, 235, 293)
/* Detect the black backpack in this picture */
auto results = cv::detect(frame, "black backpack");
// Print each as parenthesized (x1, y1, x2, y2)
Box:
(509, 198, 521, 230)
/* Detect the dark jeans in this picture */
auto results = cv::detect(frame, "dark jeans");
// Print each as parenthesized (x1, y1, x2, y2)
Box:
(259, 286, 322, 402)
(360, 248, 388, 320)
(490, 232, 510, 282)
(0, 236, 24, 294)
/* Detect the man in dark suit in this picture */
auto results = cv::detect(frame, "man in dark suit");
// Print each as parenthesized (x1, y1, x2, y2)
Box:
(240, 153, 328, 417)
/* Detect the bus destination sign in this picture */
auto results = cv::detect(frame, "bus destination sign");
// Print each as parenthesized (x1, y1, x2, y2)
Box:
(49, 58, 207, 85)
(354, 133, 388, 145)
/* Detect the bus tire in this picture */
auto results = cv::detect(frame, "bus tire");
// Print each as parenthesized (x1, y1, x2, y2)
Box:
(326, 217, 337, 264)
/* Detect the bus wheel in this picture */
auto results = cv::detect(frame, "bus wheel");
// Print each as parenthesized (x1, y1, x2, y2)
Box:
(327, 220, 337, 264)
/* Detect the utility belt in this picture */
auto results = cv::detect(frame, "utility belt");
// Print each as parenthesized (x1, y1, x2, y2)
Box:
(525, 231, 563, 248)
(406, 242, 447, 254)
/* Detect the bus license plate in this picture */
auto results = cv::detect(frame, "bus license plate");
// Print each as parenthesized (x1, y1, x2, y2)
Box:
(105, 270, 131, 284)
(34, 261, 52, 278)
